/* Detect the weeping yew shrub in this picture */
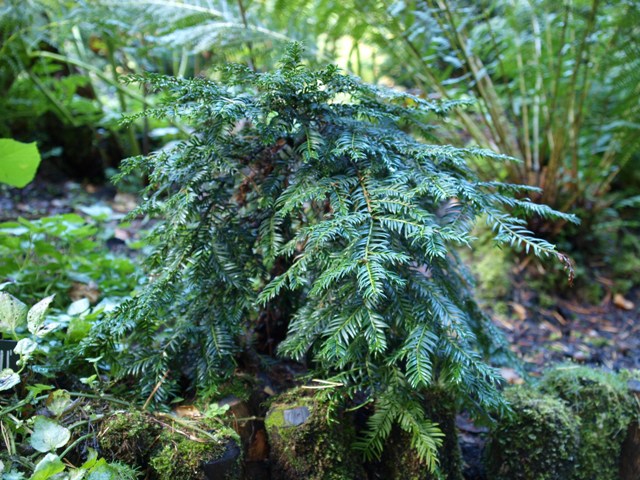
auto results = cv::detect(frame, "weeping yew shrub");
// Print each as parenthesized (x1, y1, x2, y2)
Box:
(98, 44, 576, 470)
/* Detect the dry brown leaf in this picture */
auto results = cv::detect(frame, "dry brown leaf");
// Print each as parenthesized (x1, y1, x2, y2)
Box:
(114, 228, 130, 241)
(552, 311, 567, 325)
(614, 293, 635, 311)
(247, 429, 269, 461)
(174, 405, 201, 418)
(112, 193, 138, 213)
(68, 282, 99, 303)
(499, 367, 524, 385)
(510, 302, 527, 322)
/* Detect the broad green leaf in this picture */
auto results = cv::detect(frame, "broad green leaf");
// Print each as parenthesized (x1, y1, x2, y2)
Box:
(0, 368, 20, 391)
(94, 298, 119, 313)
(0, 139, 41, 188)
(79, 448, 99, 471)
(14, 338, 37, 359)
(79, 375, 97, 386)
(0, 292, 28, 335)
(68, 469, 88, 480)
(30, 417, 71, 452)
(67, 299, 90, 316)
(29, 453, 65, 480)
(27, 295, 55, 335)
(86, 460, 120, 480)
(66, 316, 92, 343)
(26, 383, 55, 397)
(46, 390, 73, 417)
(77, 205, 113, 220)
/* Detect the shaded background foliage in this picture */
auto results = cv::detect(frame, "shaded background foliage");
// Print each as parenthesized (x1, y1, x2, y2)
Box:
(2, 0, 638, 235)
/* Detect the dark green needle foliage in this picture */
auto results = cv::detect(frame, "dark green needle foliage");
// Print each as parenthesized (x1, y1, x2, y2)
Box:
(103, 44, 576, 469)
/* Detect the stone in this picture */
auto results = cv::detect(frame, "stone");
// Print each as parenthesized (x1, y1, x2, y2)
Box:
(283, 406, 310, 426)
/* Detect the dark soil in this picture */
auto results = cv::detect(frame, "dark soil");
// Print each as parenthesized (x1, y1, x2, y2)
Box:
(496, 287, 640, 374)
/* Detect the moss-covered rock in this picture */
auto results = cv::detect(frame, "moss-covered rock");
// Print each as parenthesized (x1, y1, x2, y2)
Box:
(485, 386, 580, 480)
(539, 366, 638, 480)
(265, 389, 366, 480)
(378, 389, 463, 480)
(98, 410, 241, 480)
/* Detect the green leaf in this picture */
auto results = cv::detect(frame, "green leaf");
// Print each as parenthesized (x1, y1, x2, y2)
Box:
(26, 384, 55, 397)
(80, 448, 99, 471)
(46, 390, 73, 417)
(4, 471, 27, 480)
(0, 369, 20, 391)
(67, 298, 91, 316)
(0, 139, 42, 188)
(27, 295, 55, 336)
(0, 292, 28, 336)
(66, 316, 92, 343)
(14, 338, 37, 359)
(68, 469, 88, 480)
(29, 453, 65, 480)
(30, 417, 71, 452)
(86, 459, 123, 480)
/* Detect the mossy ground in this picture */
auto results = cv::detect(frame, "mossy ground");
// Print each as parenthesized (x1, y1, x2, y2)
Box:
(150, 430, 240, 480)
(98, 410, 162, 468)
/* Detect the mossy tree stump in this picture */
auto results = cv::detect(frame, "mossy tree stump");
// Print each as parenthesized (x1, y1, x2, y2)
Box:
(486, 367, 640, 480)
(540, 367, 638, 480)
(485, 387, 580, 480)
(265, 390, 366, 480)
(98, 410, 242, 480)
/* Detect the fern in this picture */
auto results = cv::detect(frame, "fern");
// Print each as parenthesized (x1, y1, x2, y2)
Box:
(98, 43, 576, 469)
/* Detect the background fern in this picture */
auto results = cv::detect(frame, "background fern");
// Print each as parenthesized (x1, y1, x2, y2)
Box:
(96, 44, 576, 467)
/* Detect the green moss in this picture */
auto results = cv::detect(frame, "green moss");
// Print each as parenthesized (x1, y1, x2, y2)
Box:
(99, 411, 162, 467)
(265, 389, 366, 480)
(539, 366, 638, 480)
(201, 375, 253, 403)
(466, 225, 512, 303)
(486, 367, 640, 480)
(485, 386, 580, 480)
(149, 430, 240, 480)
(99, 410, 241, 480)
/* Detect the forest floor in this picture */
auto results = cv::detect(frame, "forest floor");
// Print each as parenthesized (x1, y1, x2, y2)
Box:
(496, 286, 640, 374)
